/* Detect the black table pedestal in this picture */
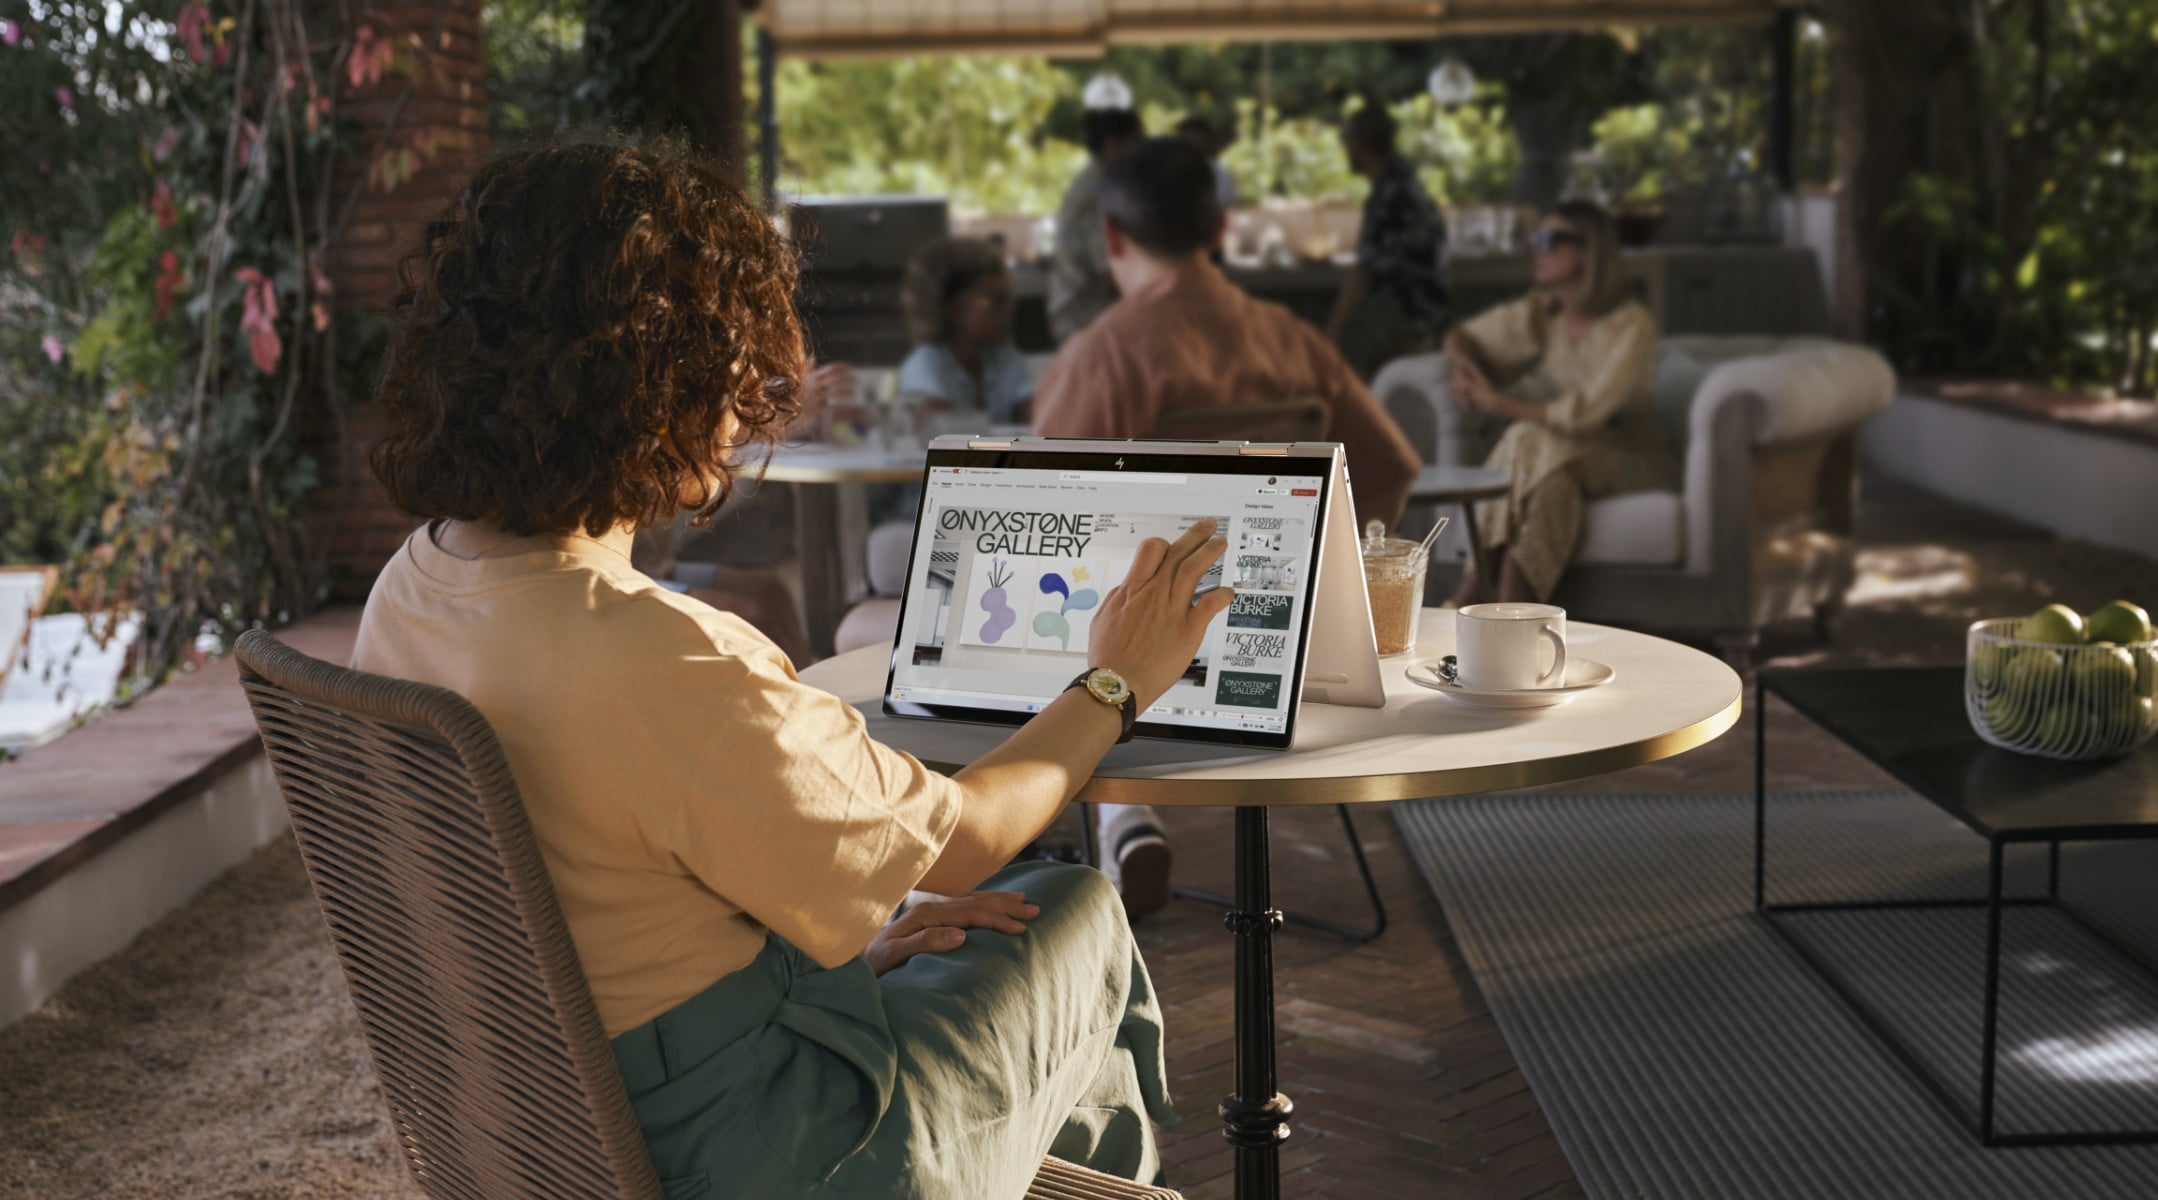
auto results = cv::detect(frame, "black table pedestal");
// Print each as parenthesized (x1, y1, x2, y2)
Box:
(1220, 805, 1291, 1200)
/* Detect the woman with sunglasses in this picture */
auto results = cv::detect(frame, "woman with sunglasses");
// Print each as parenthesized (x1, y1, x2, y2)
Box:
(1443, 202, 1674, 604)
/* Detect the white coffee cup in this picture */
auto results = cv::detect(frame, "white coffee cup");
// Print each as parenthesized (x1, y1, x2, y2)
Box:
(1455, 603, 1567, 690)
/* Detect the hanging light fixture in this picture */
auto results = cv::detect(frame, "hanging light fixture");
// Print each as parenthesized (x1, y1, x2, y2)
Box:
(1427, 56, 1477, 107)
(1083, 70, 1134, 112)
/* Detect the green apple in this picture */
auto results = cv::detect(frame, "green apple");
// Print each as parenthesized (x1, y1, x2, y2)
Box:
(2036, 704, 2084, 751)
(2128, 696, 2156, 739)
(2086, 599, 2153, 646)
(1970, 643, 2011, 691)
(2094, 696, 2155, 752)
(2018, 603, 2087, 645)
(2003, 647, 2065, 699)
(1981, 691, 2031, 739)
(2069, 644, 2138, 705)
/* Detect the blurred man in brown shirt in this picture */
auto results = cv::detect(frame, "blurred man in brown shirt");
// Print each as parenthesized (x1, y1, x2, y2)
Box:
(1032, 138, 1420, 917)
(1033, 137, 1420, 533)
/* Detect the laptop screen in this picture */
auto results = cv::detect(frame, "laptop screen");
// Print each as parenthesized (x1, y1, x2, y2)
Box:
(882, 443, 1335, 748)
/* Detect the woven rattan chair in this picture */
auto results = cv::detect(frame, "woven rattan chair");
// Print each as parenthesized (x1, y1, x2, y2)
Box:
(235, 629, 1180, 1200)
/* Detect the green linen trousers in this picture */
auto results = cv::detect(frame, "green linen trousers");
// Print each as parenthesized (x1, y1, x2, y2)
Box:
(610, 861, 1177, 1199)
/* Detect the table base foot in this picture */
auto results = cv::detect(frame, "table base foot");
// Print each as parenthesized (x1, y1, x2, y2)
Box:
(1217, 1092, 1294, 1149)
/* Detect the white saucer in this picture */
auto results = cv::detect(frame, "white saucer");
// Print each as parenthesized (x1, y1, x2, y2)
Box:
(1404, 658, 1617, 709)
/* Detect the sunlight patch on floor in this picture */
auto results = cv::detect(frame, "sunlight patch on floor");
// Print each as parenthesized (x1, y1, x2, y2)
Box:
(2010, 1030, 2158, 1085)
(1847, 544, 1981, 606)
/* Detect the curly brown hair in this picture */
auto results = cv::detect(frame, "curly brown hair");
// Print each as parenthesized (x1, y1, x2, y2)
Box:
(901, 237, 1009, 345)
(371, 142, 803, 538)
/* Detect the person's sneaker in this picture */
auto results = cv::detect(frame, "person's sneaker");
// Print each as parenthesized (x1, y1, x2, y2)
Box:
(1110, 827, 1173, 918)
(1017, 839, 1086, 865)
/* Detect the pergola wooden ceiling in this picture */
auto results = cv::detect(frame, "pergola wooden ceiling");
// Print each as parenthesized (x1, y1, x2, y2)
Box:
(762, 0, 1792, 58)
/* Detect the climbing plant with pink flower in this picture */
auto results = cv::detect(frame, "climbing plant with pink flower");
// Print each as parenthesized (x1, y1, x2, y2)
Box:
(1, 0, 464, 694)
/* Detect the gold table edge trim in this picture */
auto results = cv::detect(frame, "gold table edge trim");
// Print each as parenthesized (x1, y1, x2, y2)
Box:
(906, 690, 1746, 807)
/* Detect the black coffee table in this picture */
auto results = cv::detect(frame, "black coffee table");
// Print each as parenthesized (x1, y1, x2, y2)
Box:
(1754, 666, 2158, 1146)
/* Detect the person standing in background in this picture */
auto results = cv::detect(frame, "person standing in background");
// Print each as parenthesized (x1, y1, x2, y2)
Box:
(1325, 104, 1450, 379)
(1176, 114, 1240, 213)
(1050, 90, 1143, 342)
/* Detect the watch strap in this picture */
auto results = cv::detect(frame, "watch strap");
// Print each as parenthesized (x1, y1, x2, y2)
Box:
(1065, 669, 1137, 743)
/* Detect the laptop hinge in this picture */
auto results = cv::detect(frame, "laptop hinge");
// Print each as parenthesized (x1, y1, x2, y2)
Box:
(967, 438, 1015, 450)
(1236, 444, 1290, 455)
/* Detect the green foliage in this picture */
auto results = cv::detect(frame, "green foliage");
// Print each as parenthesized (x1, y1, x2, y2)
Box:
(1077, 39, 1437, 130)
(1214, 92, 1517, 207)
(1593, 24, 1832, 206)
(1, 0, 402, 699)
(1073, 40, 1534, 204)
(757, 31, 1770, 212)
(484, 0, 588, 144)
(494, 14, 1800, 217)
(1888, 0, 2158, 393)
(773, 55, 1085, 213)
(758, 50, 1521, 213)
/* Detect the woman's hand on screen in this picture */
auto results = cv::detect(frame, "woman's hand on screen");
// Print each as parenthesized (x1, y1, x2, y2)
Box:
(1087, 517, 1235, 708)
(863, 890, 1040, 975)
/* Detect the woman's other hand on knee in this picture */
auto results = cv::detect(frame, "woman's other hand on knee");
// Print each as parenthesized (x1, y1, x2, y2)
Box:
(864, 890, 1042, 975)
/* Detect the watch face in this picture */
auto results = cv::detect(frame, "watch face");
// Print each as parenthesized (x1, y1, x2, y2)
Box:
(1089, 669, 1129, 704)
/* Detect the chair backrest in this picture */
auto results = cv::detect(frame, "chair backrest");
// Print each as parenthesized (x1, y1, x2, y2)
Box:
(1151, 398, 1327, 443)
(1368, 353, 1448, 464)
(234, 629, 663, 1200)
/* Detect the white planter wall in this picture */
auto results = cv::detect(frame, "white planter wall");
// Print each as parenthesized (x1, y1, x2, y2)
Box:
(0, 754, 289, 1030)
(1862, 393, 2158, 563)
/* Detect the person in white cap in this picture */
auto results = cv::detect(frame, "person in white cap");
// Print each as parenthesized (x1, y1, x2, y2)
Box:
(1049, 74, 1143, 342)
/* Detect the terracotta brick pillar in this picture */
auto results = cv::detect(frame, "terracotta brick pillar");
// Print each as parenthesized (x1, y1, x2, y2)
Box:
(317, 0, 489, 598)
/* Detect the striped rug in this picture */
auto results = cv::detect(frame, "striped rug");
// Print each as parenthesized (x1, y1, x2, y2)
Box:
(1394, 790, 2158, 1199)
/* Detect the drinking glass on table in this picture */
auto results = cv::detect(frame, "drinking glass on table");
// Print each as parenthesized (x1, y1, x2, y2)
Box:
(1360, 520, 1430, 657)
(796, 359, 868, 442)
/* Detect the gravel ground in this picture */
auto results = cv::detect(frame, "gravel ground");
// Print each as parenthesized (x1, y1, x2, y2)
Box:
(0, 843, 414, 1200)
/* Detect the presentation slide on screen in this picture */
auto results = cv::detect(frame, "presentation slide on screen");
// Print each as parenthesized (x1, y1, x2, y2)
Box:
(888, 463, 1326, 736)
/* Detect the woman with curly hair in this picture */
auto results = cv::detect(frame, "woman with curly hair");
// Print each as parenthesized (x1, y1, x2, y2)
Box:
(896, 236, 1033, 425)
(352, 143, 1224, 1197)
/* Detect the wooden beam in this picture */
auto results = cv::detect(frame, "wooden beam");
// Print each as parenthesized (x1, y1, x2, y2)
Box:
(768, 0, 1794, 59)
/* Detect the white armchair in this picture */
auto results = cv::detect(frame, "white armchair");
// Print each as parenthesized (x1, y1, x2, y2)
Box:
(1372, 336, 1897, 662)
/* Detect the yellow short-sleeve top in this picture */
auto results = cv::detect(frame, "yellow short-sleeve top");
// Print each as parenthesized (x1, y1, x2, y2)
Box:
(353, 527, 961, 1035)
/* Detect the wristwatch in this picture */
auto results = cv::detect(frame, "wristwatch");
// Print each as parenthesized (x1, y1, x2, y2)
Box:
(1066, 667, 1138, 743)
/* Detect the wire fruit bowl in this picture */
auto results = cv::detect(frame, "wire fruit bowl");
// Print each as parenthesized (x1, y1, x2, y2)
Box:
(1965, 617, 2158, 760)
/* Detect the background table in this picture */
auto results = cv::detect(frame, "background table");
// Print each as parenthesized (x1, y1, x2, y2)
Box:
(761, 441, 931, 659)
(764, 424, 1032, 657)
(801, 608, 1742, 1200)
(1407, 464, 1510, 581)
(1755, 666, 2158, 1145)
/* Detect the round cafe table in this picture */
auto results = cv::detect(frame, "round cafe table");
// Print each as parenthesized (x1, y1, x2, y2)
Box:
(762, 424, 1030, 657)
(1406, 463, 1510, 579)
(798, 608, 1742, 1200)
(761, 441, 931, 659)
